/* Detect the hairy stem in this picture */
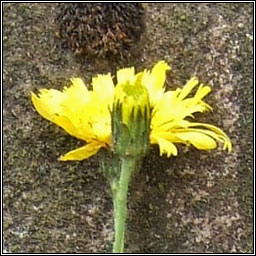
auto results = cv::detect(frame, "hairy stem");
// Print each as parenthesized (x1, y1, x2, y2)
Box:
(112, 157, 136, 253)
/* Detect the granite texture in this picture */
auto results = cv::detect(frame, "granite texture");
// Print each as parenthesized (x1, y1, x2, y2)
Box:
(3, 3, 253, 253)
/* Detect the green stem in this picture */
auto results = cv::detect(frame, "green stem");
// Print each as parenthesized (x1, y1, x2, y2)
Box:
(112, 157, 137, 253)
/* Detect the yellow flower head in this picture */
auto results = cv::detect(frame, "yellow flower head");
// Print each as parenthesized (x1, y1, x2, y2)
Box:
(114, 73, 150, 126)
(112, 73, 151, 158)
(31, 61, 232, 161)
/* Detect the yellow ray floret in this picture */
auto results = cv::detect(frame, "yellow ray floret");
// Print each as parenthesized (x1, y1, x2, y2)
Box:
(31, 77, 112, 160)
(31, 61, 231, 161)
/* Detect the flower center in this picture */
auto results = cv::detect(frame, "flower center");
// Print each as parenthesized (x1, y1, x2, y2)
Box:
(111, 74, 151, 158)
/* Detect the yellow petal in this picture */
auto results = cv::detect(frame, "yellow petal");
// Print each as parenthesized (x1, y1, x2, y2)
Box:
(31, 91, 91, 141)
(31, 78, 90, 122)
(69, 78, 89, 92)
(116, 67, 135, 84)
(151, 60, 171, 91)
(178, 77, 199, 100)
(31, 90, 64, 122)
(54, 115, 93, 141)
(151, 80, 213, 132)
(193, 84, 211, 102)
(142, 61, 171, 105)
(151, 90, 193, 129)
(151, 118, 190, 133)
(150, 135, 177, 157)
(180, 84, 212, 114)
(91, 73, 114, 105)
(65, 78, 90, 105)
(31, 76, 113, 143)
(59, 141, 105, 161)
(173, 131, 217, 150)
(187, 123, 232, 151)
(182, 102, 212, 115)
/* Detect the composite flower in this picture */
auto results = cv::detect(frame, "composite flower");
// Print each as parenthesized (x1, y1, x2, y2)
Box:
(31, 61, 232, 161)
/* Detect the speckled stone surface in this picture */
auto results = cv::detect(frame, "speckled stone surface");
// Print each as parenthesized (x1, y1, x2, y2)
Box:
(3, 3, 253, 253)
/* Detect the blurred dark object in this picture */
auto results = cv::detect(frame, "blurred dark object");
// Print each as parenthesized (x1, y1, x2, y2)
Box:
(54, 3, 145, 61)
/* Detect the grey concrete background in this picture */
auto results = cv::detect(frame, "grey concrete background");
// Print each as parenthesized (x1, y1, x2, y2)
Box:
(3, 3, 253, 253)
